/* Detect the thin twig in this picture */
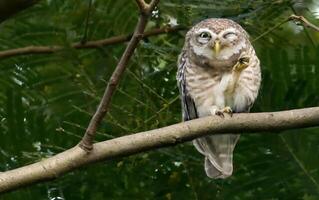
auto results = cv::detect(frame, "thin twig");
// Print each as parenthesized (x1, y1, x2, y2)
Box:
(78, 0, 161, 151)
(127, 69, 168, 103)
(290, 7, 316, 48)
(0, 15, 317, 59)
(289, 14, 319, 32)
(143, 95, 179, 124)
(252, 14, 319, 43)
(280, 135, 319, 191)
(81, 0, 93, 44)
(0, 26, 185, 59)
(251, 18, 289, 43)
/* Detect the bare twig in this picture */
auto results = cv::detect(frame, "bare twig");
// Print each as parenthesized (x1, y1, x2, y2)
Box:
(289, 14, 319, 32)
(2, 14, 317, 59)
(290, 7, 316, 48)
(251, 18, 290, 43)
(252, 14, 319, 43)
(0, 107, 319, 193)
(0, 26, 184, 59)
(280, 135, 319, 191)
(81, 0, 93, 44)
(78, 0, 161, 151)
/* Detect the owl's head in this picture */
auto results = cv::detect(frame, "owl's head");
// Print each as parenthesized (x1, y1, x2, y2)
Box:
(185, 18, 249, 67)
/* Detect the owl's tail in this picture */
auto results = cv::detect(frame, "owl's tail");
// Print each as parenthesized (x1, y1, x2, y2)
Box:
(193, 134, 240, 179)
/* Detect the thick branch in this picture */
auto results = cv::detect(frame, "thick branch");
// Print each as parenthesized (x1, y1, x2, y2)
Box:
(78, 0, 160, 151)
(0, 26, 184, 60)
(135, 0, 148, 13)
(0, 0, 41, 23)
(0, 107, 319, 193)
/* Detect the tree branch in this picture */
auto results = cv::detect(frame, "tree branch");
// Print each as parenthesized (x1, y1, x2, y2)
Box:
(0, 107, 319, 193)
(252, 14, 319, 42)
(0, 26, 184, 60)
(289, 14, 319, 32)
(3, 14, 317, 60)
(135, 0, 148, 13)
(78, 0, 160, 151)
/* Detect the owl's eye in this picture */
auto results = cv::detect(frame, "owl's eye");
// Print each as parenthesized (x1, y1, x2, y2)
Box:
(197, 31, 212, 44)
(199, 32, 211, 39)
(223, 32, 237, 39)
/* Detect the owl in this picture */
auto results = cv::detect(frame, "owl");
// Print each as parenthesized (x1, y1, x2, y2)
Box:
(177, 18, 261, 179)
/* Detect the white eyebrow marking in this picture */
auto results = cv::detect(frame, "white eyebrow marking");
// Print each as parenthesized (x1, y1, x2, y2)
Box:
(218, 28, 237, 36)
(195, 28, 216, 36)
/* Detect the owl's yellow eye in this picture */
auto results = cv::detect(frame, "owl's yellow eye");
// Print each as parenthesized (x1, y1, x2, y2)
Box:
(199, 32, 211, 39)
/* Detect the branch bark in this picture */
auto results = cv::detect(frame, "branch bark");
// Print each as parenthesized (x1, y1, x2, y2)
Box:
(78, 0, 160, 151)
(0, 0, 41, 23)
(289, 14, 319, 32)
(252, 14, 319, 42)
(1, 14, 316, 60)
(0, 26, 185, 60)
(0, 107, 319, 193)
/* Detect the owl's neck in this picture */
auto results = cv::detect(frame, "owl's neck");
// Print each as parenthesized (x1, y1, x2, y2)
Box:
(189, 52, 239, 73)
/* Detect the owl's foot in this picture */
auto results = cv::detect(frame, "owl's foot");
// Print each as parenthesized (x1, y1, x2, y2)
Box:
(222, 106, 233, 117)
(210, 106, 233, 118)
(233, 55, 250, 72)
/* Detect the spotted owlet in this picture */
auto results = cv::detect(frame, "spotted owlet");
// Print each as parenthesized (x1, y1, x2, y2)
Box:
(177, 18, 261, 179)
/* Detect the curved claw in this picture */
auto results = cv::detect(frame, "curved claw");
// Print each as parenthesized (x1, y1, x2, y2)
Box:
(215, 110, 225, 118)
(210, 106, 233, 118)
(233, 54, 250, 72)
(239, 56, 250, 65)
(222, 106, 233, 117)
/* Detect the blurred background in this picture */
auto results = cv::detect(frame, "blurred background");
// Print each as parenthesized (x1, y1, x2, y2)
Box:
(0, 0, 319, 199)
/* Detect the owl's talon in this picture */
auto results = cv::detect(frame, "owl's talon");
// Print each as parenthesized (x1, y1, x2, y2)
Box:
(215, 110, 225, 118)
(233, 55, 250, 72)
(210, 108, 225, 118)
(239, 56, 250, 65)
(210, 107, 234, 118)
(222, 106, 233, 117)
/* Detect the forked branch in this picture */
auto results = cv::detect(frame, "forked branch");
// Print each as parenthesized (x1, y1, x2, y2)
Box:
(289, 14, 319, 32)
(0, 14, 316, 59)
(252, 14, 319, 42)
(78, 0, 160, 151)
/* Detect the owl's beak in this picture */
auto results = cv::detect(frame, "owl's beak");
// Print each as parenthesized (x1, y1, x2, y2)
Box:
(213, 40, 221, 55)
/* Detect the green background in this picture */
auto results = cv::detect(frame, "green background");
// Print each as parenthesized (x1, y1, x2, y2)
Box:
(0, 0, 319, 199)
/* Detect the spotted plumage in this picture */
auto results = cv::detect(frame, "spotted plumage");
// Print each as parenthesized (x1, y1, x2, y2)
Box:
(177, 18, 261, 179)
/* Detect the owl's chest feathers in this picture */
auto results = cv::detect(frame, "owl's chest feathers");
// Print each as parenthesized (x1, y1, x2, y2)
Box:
(185, 66, 238, 109)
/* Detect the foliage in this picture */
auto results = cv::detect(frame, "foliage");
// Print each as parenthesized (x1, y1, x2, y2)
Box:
(0, 0, 319, 199)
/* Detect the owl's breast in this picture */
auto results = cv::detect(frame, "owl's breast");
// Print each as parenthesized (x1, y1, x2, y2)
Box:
(208, 58, 237, 70)
(185, 65, 221, 109)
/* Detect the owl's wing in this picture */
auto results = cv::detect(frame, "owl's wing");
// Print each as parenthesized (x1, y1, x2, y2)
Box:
(177, 52, 198, 121)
